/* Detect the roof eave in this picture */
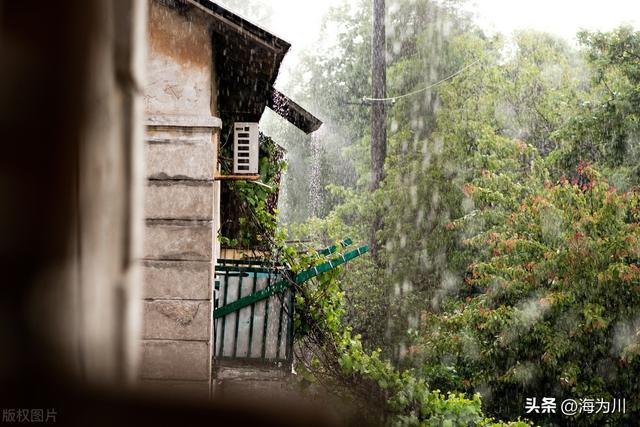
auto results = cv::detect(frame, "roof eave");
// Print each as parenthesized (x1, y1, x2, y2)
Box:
(181, 0, 322, 133)
(268, 88, 322, 134)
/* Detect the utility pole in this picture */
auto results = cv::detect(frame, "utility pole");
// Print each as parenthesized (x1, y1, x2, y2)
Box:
(370, 0, 386, 259)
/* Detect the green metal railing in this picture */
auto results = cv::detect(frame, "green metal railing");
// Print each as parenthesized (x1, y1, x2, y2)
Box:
(213, 238, 368, 365)
(214, 262, 293, 363)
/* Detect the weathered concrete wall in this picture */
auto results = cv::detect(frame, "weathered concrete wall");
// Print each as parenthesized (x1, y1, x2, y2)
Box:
(145, 1, 213, 117)
(140, 0, 221, 397)
(143, 260, 211, 299)
(214, 365, 293, 398)
(145, 181, 214, 220)
(145, 126, 216, 180)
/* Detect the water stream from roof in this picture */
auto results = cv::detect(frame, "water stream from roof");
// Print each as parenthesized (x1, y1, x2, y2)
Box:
(309, 130, 322, 218)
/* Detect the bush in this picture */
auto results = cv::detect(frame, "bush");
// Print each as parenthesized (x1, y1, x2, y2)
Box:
(416, 165, 640, 425)
(290, 244, 529, 426)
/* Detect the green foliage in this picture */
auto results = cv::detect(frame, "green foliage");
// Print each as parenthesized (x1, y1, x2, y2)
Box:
(407, 28, 640, 425)
(416, 165, 640, 425)
(372, 29, 578, 360)
(261, 0, 640, 422)
(289, 241, 528, 426)
(261, 0, 373, 223)
(552, 26, 640, 181)
(219, 134, 286, 249)
(282, 0, 483, 359)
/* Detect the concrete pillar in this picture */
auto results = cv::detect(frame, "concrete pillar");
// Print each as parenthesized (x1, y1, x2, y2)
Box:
(140, 120, 220, 396)
(140, 0, 221, 396)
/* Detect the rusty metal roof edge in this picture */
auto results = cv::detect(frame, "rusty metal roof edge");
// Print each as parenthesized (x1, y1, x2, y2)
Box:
(173, 0, 322, 133)
(186, 0, 291, 52)
(267, 87, 323, 134)
(184, 0, 290, 90)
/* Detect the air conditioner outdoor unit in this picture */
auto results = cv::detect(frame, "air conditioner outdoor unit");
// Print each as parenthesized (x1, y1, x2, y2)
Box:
(233, 122, 259, 174)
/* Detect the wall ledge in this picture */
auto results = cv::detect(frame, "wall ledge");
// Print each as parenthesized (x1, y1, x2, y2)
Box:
(145, 114, 222, 129)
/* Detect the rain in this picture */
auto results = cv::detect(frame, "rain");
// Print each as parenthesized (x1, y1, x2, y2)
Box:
(222, 0, 640, 425)
(3, 0, 640, 426)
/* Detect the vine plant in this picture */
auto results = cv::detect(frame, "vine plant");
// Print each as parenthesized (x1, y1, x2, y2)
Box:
(230, 207, 527, 425)
(218, 132, 286, 250)
(218, 128, 526, 426)
(285, 243, 529, 426)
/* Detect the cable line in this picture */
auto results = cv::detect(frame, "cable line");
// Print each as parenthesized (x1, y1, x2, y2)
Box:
(361, 58, 481, 103)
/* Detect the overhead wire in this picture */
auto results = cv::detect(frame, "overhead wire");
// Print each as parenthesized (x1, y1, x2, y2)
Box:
(359, 58, 481, 104)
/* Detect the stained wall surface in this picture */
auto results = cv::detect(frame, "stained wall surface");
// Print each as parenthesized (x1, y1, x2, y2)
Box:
(141, 0, 221, 397)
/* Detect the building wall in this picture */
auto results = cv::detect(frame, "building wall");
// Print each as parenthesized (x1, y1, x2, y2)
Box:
(73, 0, 147, 385)
(140, 0, 220, 396)
(0, 0, 147, 388)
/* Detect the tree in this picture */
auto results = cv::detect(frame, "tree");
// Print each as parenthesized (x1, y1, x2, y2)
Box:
(551, 27, 640, 185)
(406, 27, 640, 424)
(279, 0, 478, 357)
(416, 165, 640, 425)
(267, 0, 640, 422)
